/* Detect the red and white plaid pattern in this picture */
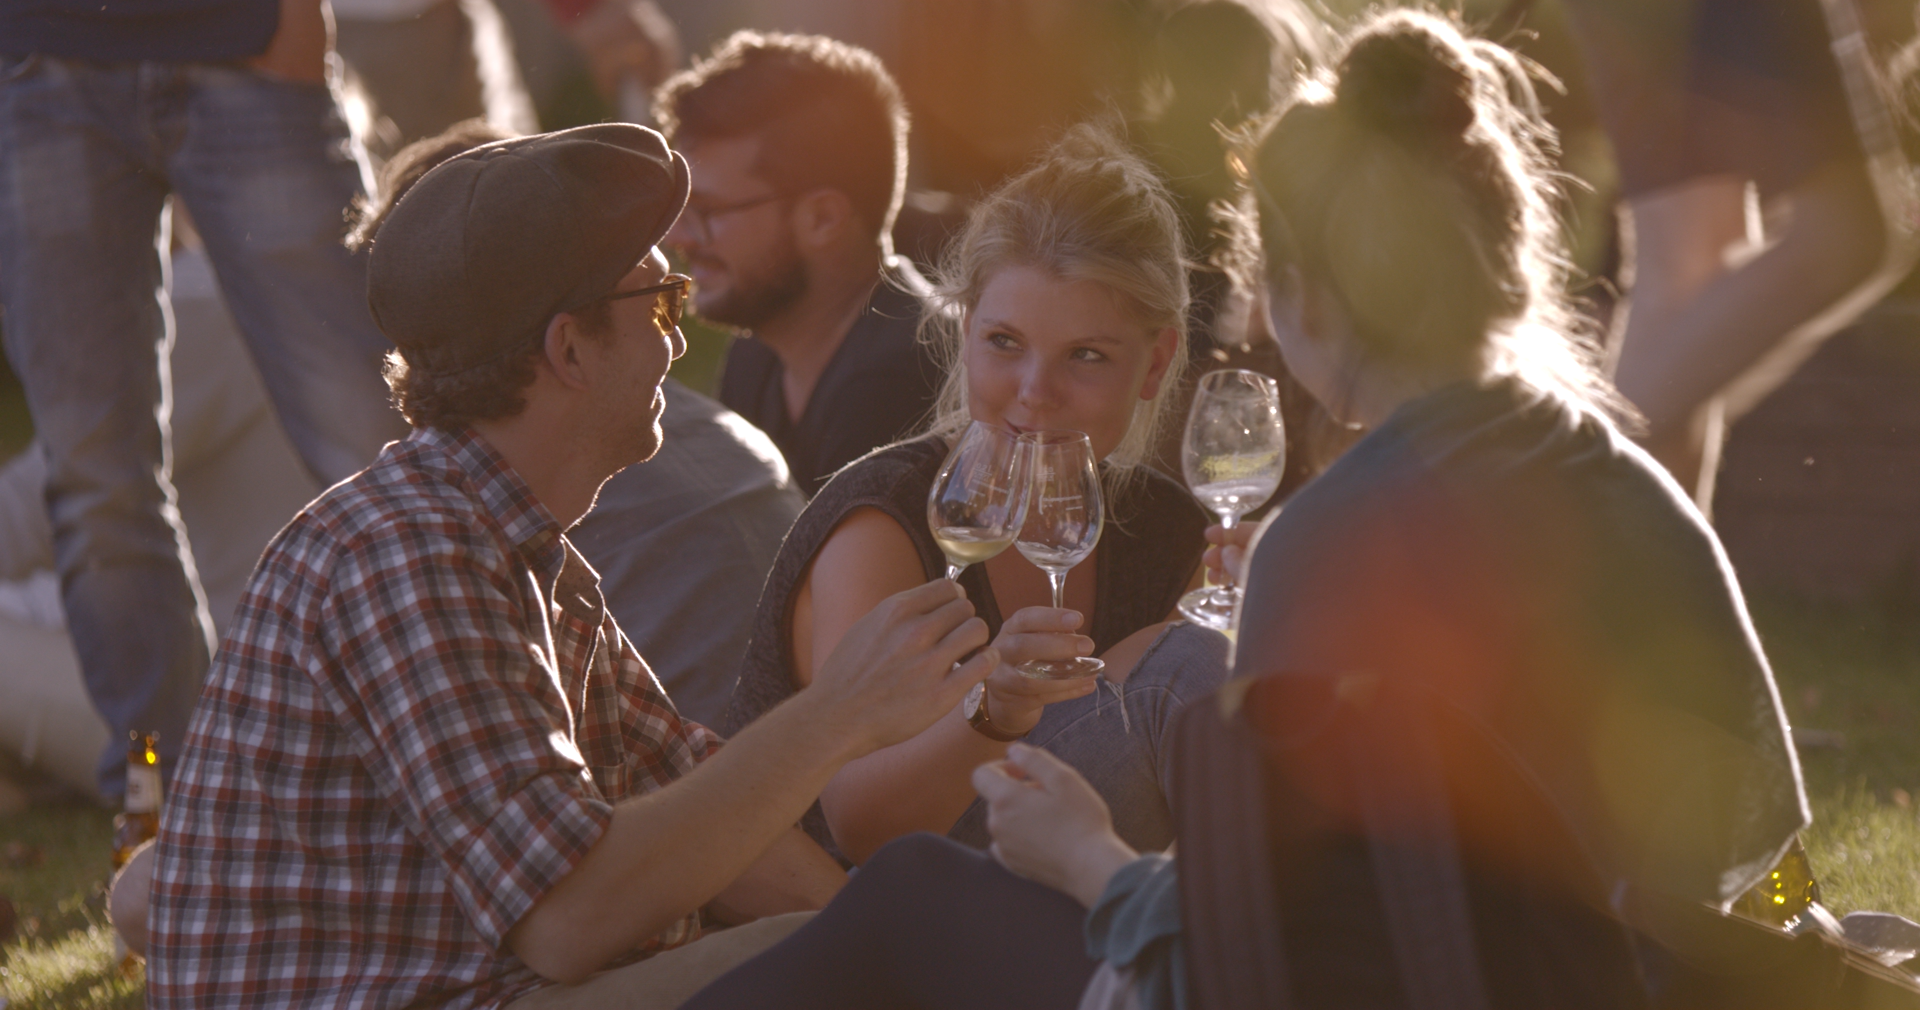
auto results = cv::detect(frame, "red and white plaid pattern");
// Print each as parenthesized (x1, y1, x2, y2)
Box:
(148, 426, 719, 1010)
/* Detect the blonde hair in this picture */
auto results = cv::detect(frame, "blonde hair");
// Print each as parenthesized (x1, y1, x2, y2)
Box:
(1225, 9, 1633, 425)
(922, 123, 1191, 487)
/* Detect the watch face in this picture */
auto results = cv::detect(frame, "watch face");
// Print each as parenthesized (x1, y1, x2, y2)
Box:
(963, 681, 986, 720)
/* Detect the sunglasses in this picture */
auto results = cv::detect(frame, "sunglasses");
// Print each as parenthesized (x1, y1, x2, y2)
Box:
(602, 273, 692, 333)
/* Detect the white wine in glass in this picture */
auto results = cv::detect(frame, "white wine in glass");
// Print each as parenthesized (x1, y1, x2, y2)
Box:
(927, 421, 1031, 580)
(1177, 369, 1284, 630)
(1014, 430, 1104, 680)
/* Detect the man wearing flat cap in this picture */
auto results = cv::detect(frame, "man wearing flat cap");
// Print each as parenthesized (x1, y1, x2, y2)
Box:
(138, 123, 999, 1009)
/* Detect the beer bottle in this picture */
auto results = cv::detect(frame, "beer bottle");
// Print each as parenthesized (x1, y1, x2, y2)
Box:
(111, 731, 161, 870)
(111, 731, 161, 973)
(1734, 835, 1821, 929)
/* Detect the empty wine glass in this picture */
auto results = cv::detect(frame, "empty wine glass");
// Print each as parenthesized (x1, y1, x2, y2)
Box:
(928, 421, 1032, 580)
(1177, 369, 1284, 630)
(1014, 431, 1105, 680)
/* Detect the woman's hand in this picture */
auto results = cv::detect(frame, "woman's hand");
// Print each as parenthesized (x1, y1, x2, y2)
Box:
(972, 743, 1139, 907)
(980, 607, 1099, 736)
(1202, 522, 1258, 587)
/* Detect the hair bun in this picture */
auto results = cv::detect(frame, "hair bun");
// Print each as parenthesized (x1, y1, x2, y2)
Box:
(1334, 25, 1475, 151)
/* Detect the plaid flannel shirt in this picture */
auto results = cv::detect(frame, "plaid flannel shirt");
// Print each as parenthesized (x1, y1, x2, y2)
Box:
(148, 426, 720, 1010)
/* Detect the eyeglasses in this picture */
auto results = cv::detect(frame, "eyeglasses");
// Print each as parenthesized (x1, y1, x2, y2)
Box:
(602, 273, 692, 333)
(679, 191, 787, 243)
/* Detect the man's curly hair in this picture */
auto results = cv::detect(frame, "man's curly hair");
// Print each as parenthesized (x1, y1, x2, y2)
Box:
(380, 301, 610, 430)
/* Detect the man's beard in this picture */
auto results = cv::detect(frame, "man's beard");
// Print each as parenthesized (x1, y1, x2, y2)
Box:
(697, 249, 809, 332)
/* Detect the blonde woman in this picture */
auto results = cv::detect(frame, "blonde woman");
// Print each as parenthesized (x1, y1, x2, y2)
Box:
(721, 124, 1228, 864)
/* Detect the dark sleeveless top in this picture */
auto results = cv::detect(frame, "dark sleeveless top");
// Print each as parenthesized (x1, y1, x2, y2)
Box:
(720, 435, 1210, 853)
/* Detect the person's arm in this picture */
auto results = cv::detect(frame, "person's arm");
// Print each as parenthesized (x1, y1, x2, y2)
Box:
(109, 840, 157, 960)
(799, 508, 1097, 863)
(977, 744, 1190, 1009)
(1613, 159, 1891, 493)
(972, 743, 1140, 906)
(247, 0, 332, 83)
(507, 577, 995, 982)
(317, 510, 991, 985)
(703, 826, 849, 926)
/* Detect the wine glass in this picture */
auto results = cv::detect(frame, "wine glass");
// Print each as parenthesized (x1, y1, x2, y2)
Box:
(1014, 431, 1105, 680)
(928, 421, 1032, 580)
(1177, 369, 1284, 630)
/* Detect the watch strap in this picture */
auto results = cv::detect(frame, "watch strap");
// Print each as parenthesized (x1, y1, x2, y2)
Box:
(966, 683, 1027, 742)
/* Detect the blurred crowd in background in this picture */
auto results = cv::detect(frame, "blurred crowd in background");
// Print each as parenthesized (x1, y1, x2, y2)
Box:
(2, 0, 1919, 804)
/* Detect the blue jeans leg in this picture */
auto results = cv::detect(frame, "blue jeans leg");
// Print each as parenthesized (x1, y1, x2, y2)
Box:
(0, 56, 215, 794)
(168, 65, 405, 487)
(948, 621, 1233, 853)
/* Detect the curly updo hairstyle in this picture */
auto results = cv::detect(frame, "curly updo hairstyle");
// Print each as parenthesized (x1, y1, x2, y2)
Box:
(1231, 9, 1629, 422)
(922, 122, 1191, 485)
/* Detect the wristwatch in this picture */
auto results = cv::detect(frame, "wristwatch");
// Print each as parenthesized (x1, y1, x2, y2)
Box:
(963, 682, 1026, 742)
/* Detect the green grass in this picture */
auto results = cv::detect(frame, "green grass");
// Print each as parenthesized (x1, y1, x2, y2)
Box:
(2, 597, 1916, 1008)
(1756, 594, 1920, 920)
(0, 804, 144, 1009)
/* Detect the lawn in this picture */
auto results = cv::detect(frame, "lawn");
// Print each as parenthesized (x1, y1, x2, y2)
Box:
(0, 802, 142, 1009)
(2, 593, 1917, 1008)
(1760, 594, 1920, 923)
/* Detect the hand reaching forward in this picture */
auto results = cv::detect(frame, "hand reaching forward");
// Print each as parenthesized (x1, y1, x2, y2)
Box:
(808, 578, 995, 757)
(972, 743, 1140, 907)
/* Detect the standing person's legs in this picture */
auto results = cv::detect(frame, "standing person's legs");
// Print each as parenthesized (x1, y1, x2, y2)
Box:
(0, 56, 216, 795)
(168, 64, 406, 488)
(678, 834, 1098, 1010)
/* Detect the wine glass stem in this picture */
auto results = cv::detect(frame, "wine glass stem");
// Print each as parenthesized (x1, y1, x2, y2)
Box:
(1047, 568, 1068, 609)
(947, 563, 966, 581)
(1215, 512, 1239, 591)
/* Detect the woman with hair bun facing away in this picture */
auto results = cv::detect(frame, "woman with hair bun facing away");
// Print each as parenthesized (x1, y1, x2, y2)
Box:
(681, 10, 1807, 1010)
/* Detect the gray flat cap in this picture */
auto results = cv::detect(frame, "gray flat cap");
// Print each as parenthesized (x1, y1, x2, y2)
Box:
(367, 122, 690, 374)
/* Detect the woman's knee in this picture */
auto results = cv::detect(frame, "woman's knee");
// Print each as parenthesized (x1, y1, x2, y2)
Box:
(1127, 622, 1231, 696)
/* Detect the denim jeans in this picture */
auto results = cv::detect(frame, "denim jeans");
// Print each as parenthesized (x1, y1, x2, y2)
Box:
(0, 54, 406, 795)
(948, 621, 1233, 854)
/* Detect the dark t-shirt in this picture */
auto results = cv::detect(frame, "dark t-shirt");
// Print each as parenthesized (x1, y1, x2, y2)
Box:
(717, 260, 943, 496)
(0, 0, 278, 62)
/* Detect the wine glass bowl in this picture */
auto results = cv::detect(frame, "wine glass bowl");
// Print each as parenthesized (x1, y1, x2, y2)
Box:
(1014, 430, 1105, 680)
(1177, 369, 1284, 630)
(928, 421, 1032, 581)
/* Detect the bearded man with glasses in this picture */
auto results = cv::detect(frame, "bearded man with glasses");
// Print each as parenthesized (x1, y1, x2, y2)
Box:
(657, 31, 942, 496)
